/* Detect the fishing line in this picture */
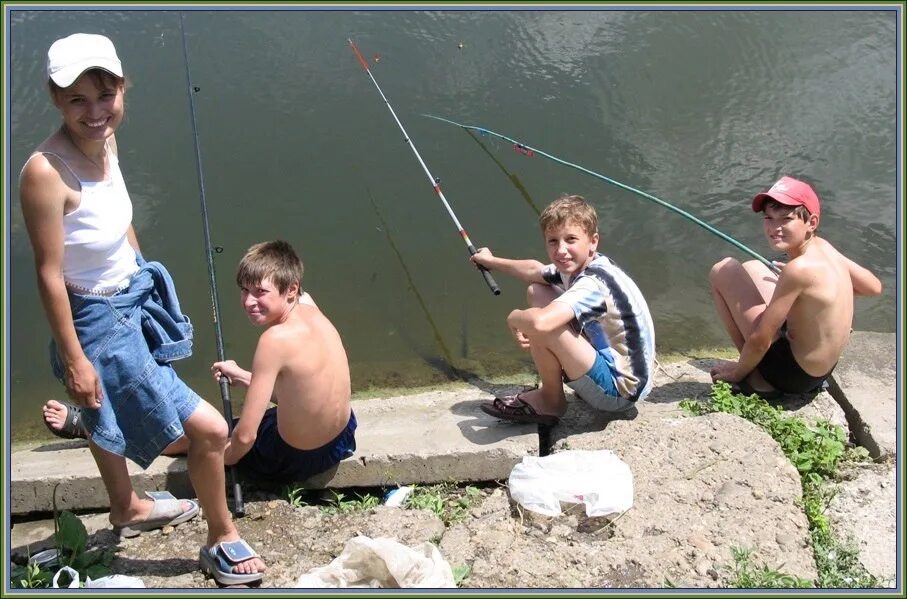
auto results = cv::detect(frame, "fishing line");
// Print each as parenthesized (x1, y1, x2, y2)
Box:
(348, 40, 501, 295)
(424, 114, 779, 274)
(178, 13, 244, 516)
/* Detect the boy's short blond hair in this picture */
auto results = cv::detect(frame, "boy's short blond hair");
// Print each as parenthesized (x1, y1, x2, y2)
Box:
(539, 194, 599, 238)
(236, 240, 303, 295)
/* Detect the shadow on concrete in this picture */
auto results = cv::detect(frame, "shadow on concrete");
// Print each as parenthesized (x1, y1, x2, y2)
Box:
(768, 390, 824, 412)
(423, 357, 532, 398)
(547, 400, 641, 450)
(112, 556, 199, 578)
(644, 380, 713, 404)
(31, 439, 89, 452)
(449, 398, 540, 446)
(160, 460, 194, 500)
(10, 534, 55, 559)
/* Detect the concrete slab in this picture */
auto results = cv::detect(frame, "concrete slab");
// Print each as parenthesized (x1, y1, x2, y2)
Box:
(827, 463, 898, 584)
(827, 332, 898, 459)
(10, 388, 538, 515)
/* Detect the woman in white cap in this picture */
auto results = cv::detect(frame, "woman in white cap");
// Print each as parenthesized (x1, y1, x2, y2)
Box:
(20, 33, 265, 585)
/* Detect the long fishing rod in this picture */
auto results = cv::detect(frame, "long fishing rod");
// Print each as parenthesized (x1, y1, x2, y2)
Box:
(178, 13, 244, 517)
(348, 40, 501, 295)
(425, 115, 780, 274)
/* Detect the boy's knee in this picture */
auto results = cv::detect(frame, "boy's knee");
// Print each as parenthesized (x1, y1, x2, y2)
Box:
(709, 257, 739, 285)
(526, 283, 553, 308)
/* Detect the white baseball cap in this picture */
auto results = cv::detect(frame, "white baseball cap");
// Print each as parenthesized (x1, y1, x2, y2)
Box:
(47, 33, 123, 88)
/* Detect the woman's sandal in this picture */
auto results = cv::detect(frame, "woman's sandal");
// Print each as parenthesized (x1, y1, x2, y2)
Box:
(112, 491, 200, 538)
(199, 539, 264, 585)
(43, 400, 87, 440)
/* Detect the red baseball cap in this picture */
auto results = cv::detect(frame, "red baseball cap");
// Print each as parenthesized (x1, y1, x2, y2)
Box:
(751, 176, 821, 219)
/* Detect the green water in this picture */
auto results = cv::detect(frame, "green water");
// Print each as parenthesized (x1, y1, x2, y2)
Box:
(6, 9, 900, 440)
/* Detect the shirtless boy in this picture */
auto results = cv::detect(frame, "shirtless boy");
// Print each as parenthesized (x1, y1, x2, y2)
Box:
(709, 176, 882, 396)
(211, 240, 357, 484)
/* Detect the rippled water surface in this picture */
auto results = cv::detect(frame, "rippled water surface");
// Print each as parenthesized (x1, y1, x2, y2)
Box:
(7, 9, 900, 438)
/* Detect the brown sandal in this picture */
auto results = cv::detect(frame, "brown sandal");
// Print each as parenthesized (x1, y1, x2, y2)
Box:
(480, 394, 560, 426)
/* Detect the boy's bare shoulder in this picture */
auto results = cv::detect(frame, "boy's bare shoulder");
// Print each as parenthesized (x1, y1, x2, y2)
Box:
(781, 240, 840, 284)
(258, 309, 318, 348)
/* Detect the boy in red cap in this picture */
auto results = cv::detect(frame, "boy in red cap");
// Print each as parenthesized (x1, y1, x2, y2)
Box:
(708, 176, 882, 397)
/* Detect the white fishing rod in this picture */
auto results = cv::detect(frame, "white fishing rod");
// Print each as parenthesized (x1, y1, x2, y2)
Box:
(348, 39, 501, 295)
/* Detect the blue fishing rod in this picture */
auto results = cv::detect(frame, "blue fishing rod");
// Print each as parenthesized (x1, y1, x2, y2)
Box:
(349, 40, 501, 295)
(179, 14, 244, 516)
(425, 115, 780, 274)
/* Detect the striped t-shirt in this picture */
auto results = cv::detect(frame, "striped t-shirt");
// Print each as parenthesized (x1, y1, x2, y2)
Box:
(543, 253, 656, 400)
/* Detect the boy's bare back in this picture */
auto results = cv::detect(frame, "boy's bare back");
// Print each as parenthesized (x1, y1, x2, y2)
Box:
(258, 295, 352, 450)
(781, 236, 855, 377)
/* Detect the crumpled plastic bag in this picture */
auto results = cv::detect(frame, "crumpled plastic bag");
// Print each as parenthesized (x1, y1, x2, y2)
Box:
(85, 575, 145, 588)
(52, 567, 80, 588)
(296, 535, 455, 588)
(508, 449, 633, 517)
(52, 566, 145, 588)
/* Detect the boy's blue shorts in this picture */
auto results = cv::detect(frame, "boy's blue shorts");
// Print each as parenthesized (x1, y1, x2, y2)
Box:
(234, 408, 357, 485)
(565, 350, 636, 413)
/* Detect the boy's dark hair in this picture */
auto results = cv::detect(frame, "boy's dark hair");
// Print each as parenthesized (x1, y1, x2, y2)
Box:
(762, 198, 811, 223)
(236, 240, 303, 294)
(48, 68, 124, 95)
(539, 194, 599, 238)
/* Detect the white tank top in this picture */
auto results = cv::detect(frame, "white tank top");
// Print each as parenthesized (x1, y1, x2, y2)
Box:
(27, 143, 138, 293)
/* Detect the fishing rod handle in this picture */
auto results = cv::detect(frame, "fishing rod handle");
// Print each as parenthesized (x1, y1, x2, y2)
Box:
(479, 264, 502, 296)
(229, 473, 245, 517)
(466, 244, 501, 295)
(218, 377, 245, 516)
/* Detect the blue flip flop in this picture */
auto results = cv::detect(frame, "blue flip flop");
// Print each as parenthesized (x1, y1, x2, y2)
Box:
(199, 539, 264, 586)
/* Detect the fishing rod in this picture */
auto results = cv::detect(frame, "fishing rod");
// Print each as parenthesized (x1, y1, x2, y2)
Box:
(178, 13, 244, 517)
(424, 115, 780, 274)
(348, 40, 501, 295)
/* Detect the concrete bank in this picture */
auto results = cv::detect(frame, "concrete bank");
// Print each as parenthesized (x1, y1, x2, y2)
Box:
(10, 332, 899, 585)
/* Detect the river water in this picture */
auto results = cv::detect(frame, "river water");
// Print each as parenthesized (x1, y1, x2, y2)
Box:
(6, 8, 900, 440)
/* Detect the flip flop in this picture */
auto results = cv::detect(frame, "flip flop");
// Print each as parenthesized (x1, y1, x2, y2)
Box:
(112, 491, 200, 538)
(43, 400, 87, 440)
(199, 539, 264, 585)
(480, 394, 560, 426)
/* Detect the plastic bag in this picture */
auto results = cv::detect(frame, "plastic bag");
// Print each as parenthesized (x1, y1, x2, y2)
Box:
(52, 566, 80, 588)
(51, 566, 145, 588)
(85, 575, 146, 588)
(296, 535, 455, 588)
(508, 449, 633, 517)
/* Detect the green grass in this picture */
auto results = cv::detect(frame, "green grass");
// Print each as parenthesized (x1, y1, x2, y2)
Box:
(725, 546, 812, 588)
(319, 490, 381, 515)
(405, 483, 483, 526)
(680, 382, 883, 588)
(452, 564, 471, 587)
(284, 483, 309, 508)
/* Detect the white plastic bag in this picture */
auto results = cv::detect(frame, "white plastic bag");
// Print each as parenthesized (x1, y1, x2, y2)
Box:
(52, 565, 146, 589)
(85, 575, 145, 588)
(508, 449, 633, 517)
(52, 566, 80, 588)
(296, 535, 455, 588)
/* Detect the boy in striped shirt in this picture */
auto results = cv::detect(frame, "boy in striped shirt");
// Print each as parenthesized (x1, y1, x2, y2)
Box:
(471, 194, 655, 425)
